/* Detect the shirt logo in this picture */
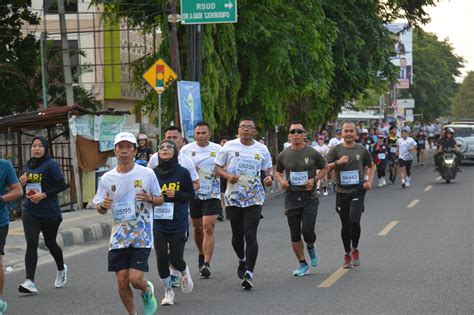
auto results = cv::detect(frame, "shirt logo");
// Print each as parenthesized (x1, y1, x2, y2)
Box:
(134, 180, 142, 188)
(235, 152, 239, 157)
(356, 154, 360, 160)
(255, 153, 261, 160)
(111, 185, 116, 192)
(305, 157, 309, 165)
(192, 151, 196, 156)
(210, 151, 216, 157)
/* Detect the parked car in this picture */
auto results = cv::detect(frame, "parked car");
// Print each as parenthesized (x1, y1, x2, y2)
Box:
(443, 124, 474, 163)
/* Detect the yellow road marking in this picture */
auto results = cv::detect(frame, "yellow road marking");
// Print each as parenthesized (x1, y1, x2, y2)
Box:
(317, 267, 349, 288)
(378, 221, 399, 236)
(407, 199, 419, 208)
(424, 185, 433, 192)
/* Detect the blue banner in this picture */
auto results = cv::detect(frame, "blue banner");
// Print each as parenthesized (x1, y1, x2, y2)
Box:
(177, 81, 203, 141)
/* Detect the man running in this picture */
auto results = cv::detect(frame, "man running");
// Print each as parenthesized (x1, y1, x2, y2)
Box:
(215, 117, 273, 290)
(94, 132, 163, 315)
(0, 159, 23, 313)
(397, 129, 417, 188)
(387, 126, 399, 183)
(275, 122, 329, 276)
(326, 122, 375, 269)
(181, 122, 222, 278)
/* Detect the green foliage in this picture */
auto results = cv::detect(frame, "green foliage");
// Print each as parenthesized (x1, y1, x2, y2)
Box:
(451, 72, 474, 119)
(410, 28, 464, 121)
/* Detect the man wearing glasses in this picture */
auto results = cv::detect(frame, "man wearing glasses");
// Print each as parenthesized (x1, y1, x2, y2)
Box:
(215, 117, 273, 290)
(275, 121, 330, 277)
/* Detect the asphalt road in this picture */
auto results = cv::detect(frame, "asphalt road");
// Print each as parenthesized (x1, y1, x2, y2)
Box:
(3, 160, 473, 314)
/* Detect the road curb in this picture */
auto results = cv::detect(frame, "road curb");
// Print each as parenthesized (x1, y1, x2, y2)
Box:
(39, 222, 112, 250)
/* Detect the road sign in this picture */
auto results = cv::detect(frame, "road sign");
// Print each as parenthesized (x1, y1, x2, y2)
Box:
(143, 59, 177, 94)
(181, 0, 238, 25)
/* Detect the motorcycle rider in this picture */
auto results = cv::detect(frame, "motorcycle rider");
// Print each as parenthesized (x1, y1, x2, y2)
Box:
(434, 128, 461, 171)
(136, 133, 154, 166)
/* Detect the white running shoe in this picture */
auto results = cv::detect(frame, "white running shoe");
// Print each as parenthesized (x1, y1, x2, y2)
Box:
(323, 187, 328, 196)
(18, 279, 38, 294)
(180, 266, 194, 293)
(161, 288, 175, 306)
(378, 180, 383, 187)
(55, 264, 68, 288)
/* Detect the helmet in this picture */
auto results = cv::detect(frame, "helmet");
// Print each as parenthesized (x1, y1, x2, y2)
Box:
(444, 127, 454, 135)
(138, 133, 147, 140)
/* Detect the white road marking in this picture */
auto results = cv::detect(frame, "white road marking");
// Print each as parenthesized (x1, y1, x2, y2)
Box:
(436, 176, 442, 181)
(424, 185, 433, 192)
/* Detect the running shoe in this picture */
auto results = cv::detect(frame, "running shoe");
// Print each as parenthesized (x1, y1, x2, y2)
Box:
(161, 288, 175, 306)
(382, 178, 387, 186)
(405, 181, 411, 187)
(323, 187, 328, 196)
(237, 261, 246, 279)
(352, 249, 360, 267)
(55, 264, 68, 288)
(198, 254, 204, 271)
(200, 263, 211, 278)
(292, 263, 309, 276)
(180, 266, 194, 293)
(241, 272, 254, 290)
(18, 279, 38, 294)
(378, 180, 383, 187)
(308, 246, 319, 267)
(0, 300, 7, 314)
(343, 254, 352, 269)
(141, 281, 157, 315)
(170, 275, 180, 288)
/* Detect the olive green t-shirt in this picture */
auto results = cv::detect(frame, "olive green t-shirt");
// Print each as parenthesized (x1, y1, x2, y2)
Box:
(326, 143, 373, 194)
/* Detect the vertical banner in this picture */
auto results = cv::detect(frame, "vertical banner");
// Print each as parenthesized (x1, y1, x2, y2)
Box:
(387, 23, 413, 89)
(177, 81, 203, 141)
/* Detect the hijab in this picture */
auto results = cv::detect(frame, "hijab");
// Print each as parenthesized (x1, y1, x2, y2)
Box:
(155, 139, 179, 179)
(27, 136, 51, 169)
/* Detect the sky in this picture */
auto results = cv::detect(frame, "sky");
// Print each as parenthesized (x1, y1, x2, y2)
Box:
(423, 0, 474, 80)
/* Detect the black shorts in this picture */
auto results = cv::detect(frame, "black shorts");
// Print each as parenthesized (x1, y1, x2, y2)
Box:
(336, 191, 365, 214)
(0, 225, 8, 255)
(108, 248, 151, 272)
(399, 159, 413, 168)
(189, 198, 221, 219)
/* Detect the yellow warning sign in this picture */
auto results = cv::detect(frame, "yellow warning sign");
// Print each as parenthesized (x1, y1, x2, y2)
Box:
(143, 59, 177, 94)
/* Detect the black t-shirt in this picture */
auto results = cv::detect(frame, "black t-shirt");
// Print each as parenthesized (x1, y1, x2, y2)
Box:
(437, 138, 457, 150)
(136, 146, 154, 162)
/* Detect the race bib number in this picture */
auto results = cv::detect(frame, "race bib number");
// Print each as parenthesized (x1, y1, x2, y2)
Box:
(26, 183, 42, 196)
(402, 153, 412, 160)
(418, 139, 425, 145)
(340, 170, 360, 186)
(199, 179, 212, 195)
(290, 171, 308, 186)
(154, 203, 174, 220)
(235, 159, 258, 177)
(112, 201, 136, 222)
(378, 153, 386, 160)
(390, 147, 397, 153)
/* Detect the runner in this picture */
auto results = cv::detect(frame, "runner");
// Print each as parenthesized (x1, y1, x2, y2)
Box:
(328, 129, 344, 148)
(397, 129, 417, 188)
(373, 135, 389, 186)
(386, 126, 399, 183)
(312, 136, 330, 196)
(215, 117, 273, 290)
(181, 122, 222, 278)
(18, 136, 69, 294)
(275, 122, 329, 276)
(219, 137, 230, 220)
(414, 130, 427, 166)
(153, 140, 195, 306)
(135, 133, 154, 167)
(326, 122, 375, 269)
(0, 159, 23, 312)
(93, 132, 162, 315)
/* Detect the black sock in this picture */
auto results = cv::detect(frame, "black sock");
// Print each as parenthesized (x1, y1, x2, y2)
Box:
(199, 254, 204, 265)
(307, 245, 314, 250)
(299, 259, 307, 265)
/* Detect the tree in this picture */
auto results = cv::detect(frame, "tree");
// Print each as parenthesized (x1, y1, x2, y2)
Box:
(409, 28, 464, 121)
(451, 72, 474, 119)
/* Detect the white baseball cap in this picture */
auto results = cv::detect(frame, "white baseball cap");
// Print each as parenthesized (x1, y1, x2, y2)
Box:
(114, 132, 137, 145)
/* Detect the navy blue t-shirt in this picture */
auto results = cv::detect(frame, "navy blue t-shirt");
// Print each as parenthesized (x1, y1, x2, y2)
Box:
(0, 160, 19, 227)
(23, 157, 64, 219)
(153, 165, 194, 234)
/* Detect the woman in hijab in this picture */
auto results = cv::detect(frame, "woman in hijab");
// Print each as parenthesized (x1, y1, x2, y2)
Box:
(152, 139, 195, 306)
(18, 136, 68, 294)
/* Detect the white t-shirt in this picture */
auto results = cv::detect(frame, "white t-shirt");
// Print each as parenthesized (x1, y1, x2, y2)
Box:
(397, 137, 417, 161)
(93, 165, 161, 250)
(181, 141, 221, 200)
(147, 152, 199, 182)
(215, 139, 273, 208)
(312, 144, 329, 157)
(328, 137, 344, 148)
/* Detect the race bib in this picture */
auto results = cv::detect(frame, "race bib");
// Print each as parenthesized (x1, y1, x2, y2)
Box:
(402, 153, 412, 160)
(154, 202, 174, 220)
(340, 170, 360, 186)
(290, 171, 308, 186)
(112, 201, 136, 222)
(390, 147, 397, 153)
(378, 153, 386, 160)
(26, 183, 42, 195)
(418, 139, 425, 145)
(235, 159, 258, 177)
(199, 179, 212, 195)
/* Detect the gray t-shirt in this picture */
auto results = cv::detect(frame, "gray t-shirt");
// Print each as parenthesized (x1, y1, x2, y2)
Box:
(326, 143, 373, 194)
(276, 145, 327, 210)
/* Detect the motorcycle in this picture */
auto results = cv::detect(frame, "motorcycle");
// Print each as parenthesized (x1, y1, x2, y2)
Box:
(438, 147, 458, 183)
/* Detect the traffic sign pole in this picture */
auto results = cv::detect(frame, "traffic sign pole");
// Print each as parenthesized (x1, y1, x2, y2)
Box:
(158, 94, 162, 141)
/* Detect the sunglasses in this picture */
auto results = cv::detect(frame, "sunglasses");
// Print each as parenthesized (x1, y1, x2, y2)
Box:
(158, 144, 174, 151)
(289, 129, 305, 135)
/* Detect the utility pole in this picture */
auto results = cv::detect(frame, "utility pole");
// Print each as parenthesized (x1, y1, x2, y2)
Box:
(58, 0, 75, 106)
(40, 32, 48, 109)
(169, 0, 181, 128)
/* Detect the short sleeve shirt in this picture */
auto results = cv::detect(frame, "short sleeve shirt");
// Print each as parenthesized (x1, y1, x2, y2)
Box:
(181, 141, 221, 200)
(214, 139, 272, 208)
(397, 137, 417, 161)
(326, 143, 373, 194)
(0, 160, 19, 227)
(93, 165, 161, 250)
